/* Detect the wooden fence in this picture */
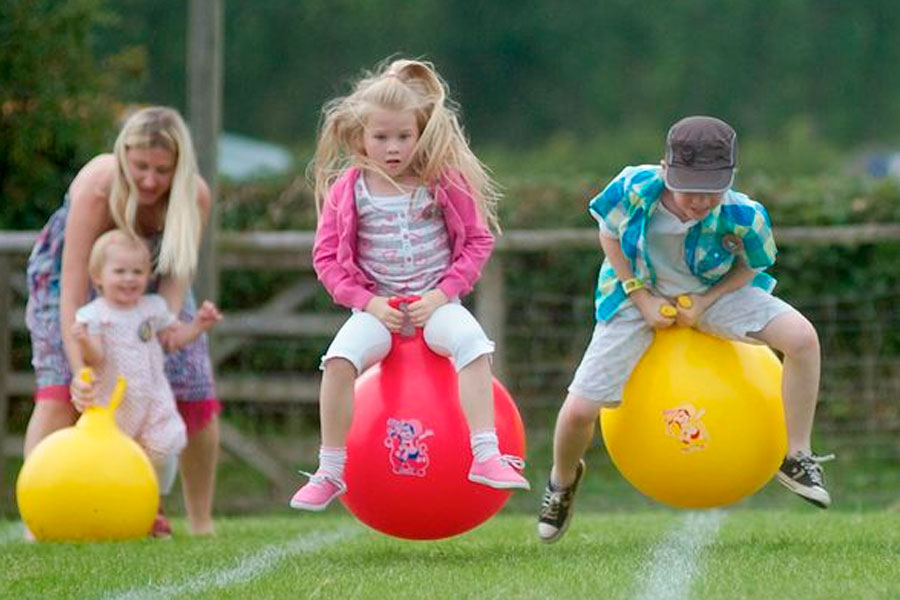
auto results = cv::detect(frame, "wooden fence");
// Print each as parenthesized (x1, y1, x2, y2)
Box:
(3, 224, 900, 498)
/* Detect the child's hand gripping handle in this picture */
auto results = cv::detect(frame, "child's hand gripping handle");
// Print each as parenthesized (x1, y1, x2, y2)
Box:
(658, 295, 693, 318)
(74, 367, 95, 413)
(78, 367, 127, 415)
(659, 305, 677, 318)
(388, 295, 422, 338)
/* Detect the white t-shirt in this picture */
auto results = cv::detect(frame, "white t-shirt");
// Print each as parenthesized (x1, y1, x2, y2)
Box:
(600, 201, 707, 297)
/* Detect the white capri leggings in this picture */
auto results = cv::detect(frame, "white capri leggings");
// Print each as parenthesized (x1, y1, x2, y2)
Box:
(321, 302, 495, 374)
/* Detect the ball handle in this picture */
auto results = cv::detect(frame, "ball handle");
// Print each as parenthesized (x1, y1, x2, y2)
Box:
(658, 295, 694, 318)
(677, 295, 693, 309)
(388, 295, 422, 338)
(79, 368, 127, 416)
(107, 376, 127, 414)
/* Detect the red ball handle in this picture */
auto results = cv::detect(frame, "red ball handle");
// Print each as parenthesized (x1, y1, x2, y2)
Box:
(388, 295, 422, 338)
(387, 295, 422, 309)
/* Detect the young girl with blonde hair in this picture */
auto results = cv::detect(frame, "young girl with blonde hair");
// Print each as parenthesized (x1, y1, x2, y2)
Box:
(291, 58, 528, 511)
(24, 106, 220, 536)
(72, 229, 221, 537)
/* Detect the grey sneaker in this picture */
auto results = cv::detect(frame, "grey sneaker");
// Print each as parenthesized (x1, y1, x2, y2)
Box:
(537, 459, 585, 543)
(776, 451, 834, 509)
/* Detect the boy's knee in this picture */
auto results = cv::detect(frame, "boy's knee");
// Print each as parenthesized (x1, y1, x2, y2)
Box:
(562, 394, 602, 425)
(785, 317, 820, 357)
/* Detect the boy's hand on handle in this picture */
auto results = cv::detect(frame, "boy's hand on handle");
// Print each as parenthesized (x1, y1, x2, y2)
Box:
(659, 305, 678, 318)
(365, 296, 405, 333)
(673, 293, 711, 328)
(631, 289, 676, 329)
(70, 367, 96, 413)
(195, 300, 223, 332)
(406, 289, 448, 327)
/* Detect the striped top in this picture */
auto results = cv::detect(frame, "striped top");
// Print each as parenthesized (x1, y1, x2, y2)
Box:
(354, 176, 452, 297)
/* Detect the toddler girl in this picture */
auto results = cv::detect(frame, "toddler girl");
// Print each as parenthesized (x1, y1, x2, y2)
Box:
(73, 229, 221, 536)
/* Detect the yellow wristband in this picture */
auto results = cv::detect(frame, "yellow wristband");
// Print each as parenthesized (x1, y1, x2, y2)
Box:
(622, 278, 645, 295)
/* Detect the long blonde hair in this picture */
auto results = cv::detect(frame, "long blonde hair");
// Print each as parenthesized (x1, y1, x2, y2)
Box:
(110, 106, 201, 279)
(311, 58, 501, 231)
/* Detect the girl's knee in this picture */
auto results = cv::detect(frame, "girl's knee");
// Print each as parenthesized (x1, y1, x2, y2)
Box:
(425, 311, 493, 369)
(323, 356, 358, 377)
(459, 353, 490, 371)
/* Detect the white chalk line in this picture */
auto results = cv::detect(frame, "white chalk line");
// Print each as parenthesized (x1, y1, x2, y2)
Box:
(106, 525, 361, 600)
(632, 510, 725, 600)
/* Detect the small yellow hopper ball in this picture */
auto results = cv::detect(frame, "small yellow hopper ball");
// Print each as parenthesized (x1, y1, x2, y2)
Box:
(16, 372, 159, 541)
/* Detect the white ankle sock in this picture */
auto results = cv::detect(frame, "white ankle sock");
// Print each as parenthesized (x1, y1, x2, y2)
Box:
(470, 429, 500, 463)
(317, 446, 347, 480)
(153, 453, 180, 495)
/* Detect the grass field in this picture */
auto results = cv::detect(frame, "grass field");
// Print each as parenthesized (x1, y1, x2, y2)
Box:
(4, 427, 898, 599)
(3, 509, 899, 600)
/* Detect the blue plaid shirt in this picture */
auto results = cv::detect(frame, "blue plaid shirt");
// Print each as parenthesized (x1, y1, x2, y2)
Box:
(589, 165, 777, 322)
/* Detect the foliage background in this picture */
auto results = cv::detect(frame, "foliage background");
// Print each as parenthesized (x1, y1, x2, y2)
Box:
(98, 0, 900, 149)
(8, 0, 900, 224)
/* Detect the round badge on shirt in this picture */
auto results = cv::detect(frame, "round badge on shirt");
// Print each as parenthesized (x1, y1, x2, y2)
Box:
(138, 319, 153, 342)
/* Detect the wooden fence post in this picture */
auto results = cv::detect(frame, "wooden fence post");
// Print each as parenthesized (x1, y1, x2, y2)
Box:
(0, 256, 10, 502)
(476, 254, 507, 381)
(188, 0, 223, 305)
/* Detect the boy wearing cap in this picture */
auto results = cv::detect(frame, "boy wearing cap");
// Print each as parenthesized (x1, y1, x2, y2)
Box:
(537, 116, 831, 544)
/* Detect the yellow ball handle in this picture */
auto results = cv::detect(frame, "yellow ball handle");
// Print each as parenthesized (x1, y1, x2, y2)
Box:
(79, 367, 93, 384)
(78, 367, 96, 414)
(78, 368, 127, 415)
(108, 376, 127, 414)
(659, 296, 693, 318)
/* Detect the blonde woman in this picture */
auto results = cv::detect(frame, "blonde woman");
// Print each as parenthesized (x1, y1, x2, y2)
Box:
(24, 106, 219, 536)
(290, 58, 528, 512)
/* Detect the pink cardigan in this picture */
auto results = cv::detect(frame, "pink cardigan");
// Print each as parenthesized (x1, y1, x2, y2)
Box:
(312, 167, 495, 309)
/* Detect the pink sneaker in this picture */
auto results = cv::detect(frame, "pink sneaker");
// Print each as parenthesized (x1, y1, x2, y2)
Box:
(289, 471, 347, 511)
(468, 454, 530, 490)
(150, 507, 172, 539)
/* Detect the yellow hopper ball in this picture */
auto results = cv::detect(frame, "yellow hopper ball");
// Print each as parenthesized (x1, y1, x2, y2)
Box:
(600, 327, 787, 508)
(16, 372, 159, 541)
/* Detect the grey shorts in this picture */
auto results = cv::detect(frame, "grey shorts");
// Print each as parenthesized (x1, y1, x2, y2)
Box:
(568, 286, 793, 405)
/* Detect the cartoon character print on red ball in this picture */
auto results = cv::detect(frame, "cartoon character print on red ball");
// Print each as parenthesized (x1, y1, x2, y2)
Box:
(385, 417, 434, 477)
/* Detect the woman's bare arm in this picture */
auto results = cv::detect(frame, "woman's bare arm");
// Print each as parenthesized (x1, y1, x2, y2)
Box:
(59, 155, 116, 373)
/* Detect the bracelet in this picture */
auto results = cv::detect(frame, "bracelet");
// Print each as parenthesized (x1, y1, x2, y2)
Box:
(622, 278, 645, 295)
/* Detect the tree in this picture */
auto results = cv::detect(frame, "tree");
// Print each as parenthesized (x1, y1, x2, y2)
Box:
(0, 0, 143, 228)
